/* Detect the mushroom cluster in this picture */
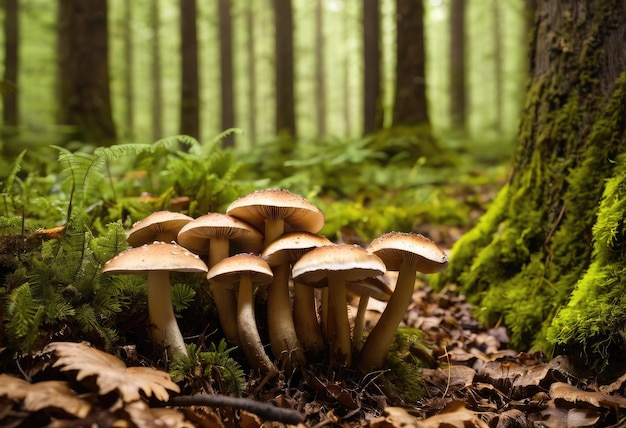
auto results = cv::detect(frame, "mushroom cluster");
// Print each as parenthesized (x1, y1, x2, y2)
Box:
(102, 190, 448, 373)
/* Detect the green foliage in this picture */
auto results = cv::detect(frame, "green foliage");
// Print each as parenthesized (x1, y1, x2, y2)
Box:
(170, 341, 246, 396)
(171, 283, 196, 315)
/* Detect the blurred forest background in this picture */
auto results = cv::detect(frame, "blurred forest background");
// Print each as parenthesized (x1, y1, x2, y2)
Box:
(1, 0, 530, 160)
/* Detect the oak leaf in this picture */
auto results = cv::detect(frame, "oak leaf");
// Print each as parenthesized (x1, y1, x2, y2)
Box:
(44, 341, 180, 402)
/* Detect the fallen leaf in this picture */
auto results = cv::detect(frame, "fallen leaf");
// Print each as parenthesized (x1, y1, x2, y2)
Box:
(416, 400, 489, 428)
(45, 341, 180, 402)
(550, 382, 626, 410)
(370, 406, 419, 427)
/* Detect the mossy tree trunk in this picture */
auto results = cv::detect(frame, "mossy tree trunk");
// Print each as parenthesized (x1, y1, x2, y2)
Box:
(435, 0, 626, 370)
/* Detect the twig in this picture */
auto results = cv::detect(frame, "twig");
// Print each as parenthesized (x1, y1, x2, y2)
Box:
(163, 394, 304, 425)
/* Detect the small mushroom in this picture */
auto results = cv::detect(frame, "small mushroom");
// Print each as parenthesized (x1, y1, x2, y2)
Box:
(206, 253, 277, 376)
(347, 275, 393, 351)
(126, 211, 193, 247)
(358, 232, 448, 372)
(177, 213, 263, 346)
(102, 241, 208, 359)
(292, 244, 386, 366)
(262, 232, 332, 362)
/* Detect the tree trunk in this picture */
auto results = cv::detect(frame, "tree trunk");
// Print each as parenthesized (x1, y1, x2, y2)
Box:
(272, 0, 297, 138)
(392, 0, 429, 126)
(122, 0, 134, 140)
(150, 0, 163, 142)
(362, 0, 382, 135)
(218, 0, 235, 148)
(493, 0, 503, 133)
(2, 0, 19, 134)
(57, 0, 116, 145)
(449, 0, 466, 132)
(245, 0, 257, 146)
(315, 0, 327, 138)
(179, 0, 200, 141)
(435, 0, 626, 371)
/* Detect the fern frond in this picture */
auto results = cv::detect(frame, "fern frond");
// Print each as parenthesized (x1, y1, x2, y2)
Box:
(152, 135, 200, 152)
(2, 149, 26, 193)
(6, 283, 42, 339)
(89, 221, 128, 265)
(171, 283, 196, 314)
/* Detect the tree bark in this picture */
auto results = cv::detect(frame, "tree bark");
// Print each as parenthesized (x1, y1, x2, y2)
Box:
(57, 0, 116, 145)
(392, 0, 429, 126)
(150, 0, 163, 142)
(179, 0, 200, 141)
(272, 0, 297, 138)
(218, 0, 235, 148)
(122, 0, 134, 140)
(2, 0, 19, 133)
(436, 0, 626, 370)
(449, 0, 466, 132)
(493, 0, 503, 133)
(315, 0, 327, 137)
(245, 0, 257, 146)
(362, 0, 382, 134)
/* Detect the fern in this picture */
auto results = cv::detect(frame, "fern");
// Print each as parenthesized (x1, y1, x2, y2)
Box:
(2, 149, 26, 193)
(5, 283, 43, 347)
(171, 283, 196, 314)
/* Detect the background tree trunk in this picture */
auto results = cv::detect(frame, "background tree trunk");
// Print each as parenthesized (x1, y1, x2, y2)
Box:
(57, 0, 116, 145)
(218, 0, 235, 148)
(245, 0, 257, 147)
(314, 0, 327, 138)
(179, 0, 200, 141)
(273, 0, 297, 138)
(150, 0, 163, 142)
(435, 0, 626, 369)
(392, 0, 429, 127)
(2, 0, 19, 134)
(449, 0, 466, 132)
(492, 0, 503, 134)
(362, 0, 382, 135)
(122, 0, 134, 140)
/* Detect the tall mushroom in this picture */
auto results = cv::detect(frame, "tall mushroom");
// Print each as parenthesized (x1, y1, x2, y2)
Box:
(346, 275, 393, 351)
(126, 211, 193, 247)
(227, 189, 325, 365)
(102, 241, 208, 359)
(177, 213, 263, 346)
(357, 232, 448, 372)
(262, 232, 332, 361)
(292, 244, 386, 366)
(206, 253, 276, 377)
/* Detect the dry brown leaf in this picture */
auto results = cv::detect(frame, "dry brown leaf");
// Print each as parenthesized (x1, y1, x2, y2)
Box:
(550, 382, 626, 409)
(370, 406, 419, 427)
(0, 374, 91, 419)
(44, 341, 180, 402)
(125, 400, 194, 428)
(416, 400, 489, 428)
(599, 371, 626, 395)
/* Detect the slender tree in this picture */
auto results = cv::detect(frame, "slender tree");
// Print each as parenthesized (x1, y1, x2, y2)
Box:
(314, 0, 327, 137)
(218, 0, 235, 147)
(122, 0, 134, 139)
(2, 0, 19, 135)
(150, 0, 163, 142)
(245, 0, 257, 146)
(493, 0, 503, 133)
(57, 0, 116, 145)
(436, 0, 626, 371)
(392, 0, 429, 126)
(272, 0, 297, 138)
(179, 0, 200, 141)
(449, 0, 467, 132)
(362, 0, 382, 134)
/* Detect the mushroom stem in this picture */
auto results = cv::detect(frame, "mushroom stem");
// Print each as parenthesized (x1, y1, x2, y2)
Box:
(327, 275, 351, 366)
(147, 271, 188, 358)
(264, 219, 285, 247)
(351, 295, 370, 351)
(209, 239, 240, 346)
(237, 275, 277, 376)
(358, 261, 415, 371)
(267, 263, 306, 367)
(293, 282, 325, 357)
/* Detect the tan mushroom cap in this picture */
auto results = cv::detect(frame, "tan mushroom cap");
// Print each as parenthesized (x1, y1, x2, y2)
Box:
(347, 275, 394, 302)
(367, 232, 448, 274)
(126, 211, 193, 247)
(262, 232, 332, 266)
(206, 253, 273, 285)
(292, 244, 386, 285)
(226, 189, 325, 234)
(177, 213, 263, 255)
(102, 241, 208, 274)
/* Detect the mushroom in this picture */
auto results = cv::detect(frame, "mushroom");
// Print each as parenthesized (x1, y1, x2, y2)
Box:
(102, 241, 208, 359)
(291, 244, 386, 366)
(177, 213, 263, 346)
(206, 253, 277, 376)
(227, 189, 325, 365)
(346, 275, 393, 351)
(126, 211, 193, 247)
(262, 232, 332, 362)
(357, 232, 448, 372)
